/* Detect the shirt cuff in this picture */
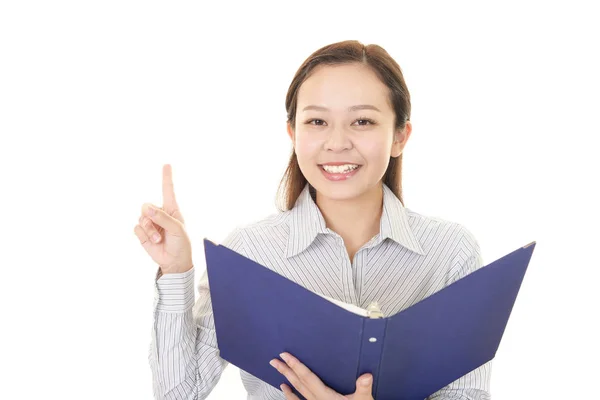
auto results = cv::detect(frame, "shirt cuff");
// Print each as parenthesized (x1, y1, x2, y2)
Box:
(154, 267, 195, 312)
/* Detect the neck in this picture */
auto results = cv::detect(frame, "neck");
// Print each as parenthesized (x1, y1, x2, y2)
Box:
(315, 183, 384, 248)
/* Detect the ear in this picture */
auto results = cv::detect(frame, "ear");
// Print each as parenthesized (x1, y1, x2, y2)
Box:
(287, 122, 295, 143)
(391, 120, 412, 158)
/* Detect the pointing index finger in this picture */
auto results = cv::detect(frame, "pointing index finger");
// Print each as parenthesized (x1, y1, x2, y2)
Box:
(162, 164, 178, 211)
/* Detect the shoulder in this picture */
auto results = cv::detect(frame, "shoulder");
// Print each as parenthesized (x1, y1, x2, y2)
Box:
(405, 207, 481, 260)
(405, 207, 483, 284)
(220, 210, 291, 254)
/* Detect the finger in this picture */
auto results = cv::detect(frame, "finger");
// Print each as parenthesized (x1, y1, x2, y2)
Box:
(276, 352, 338, 400)
(280, 383, 301, 400)
(138, 205, 164, 243)
(353, 373, 373, 399)
(162, 164, 179, 212)
(161, 164, 185, 223)
(140, 203, 162, 218)
(280, 352, 333, 398)
(270, 359, 315, 400)
(140, 214, 163, 231)
(139, 215, 163, 244)
(139, 215, 164, 238)
(134, 224, 154, 253)
(142, 203, 182, 233)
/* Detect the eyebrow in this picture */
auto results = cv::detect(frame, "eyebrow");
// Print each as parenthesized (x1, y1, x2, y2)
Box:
(301, 104, 381, 113)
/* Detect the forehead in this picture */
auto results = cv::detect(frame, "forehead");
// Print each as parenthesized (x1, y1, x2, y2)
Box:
(297, 63, 391, 112)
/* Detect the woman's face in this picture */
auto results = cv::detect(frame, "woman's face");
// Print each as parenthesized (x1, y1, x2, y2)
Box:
(288, 62, 411, 202)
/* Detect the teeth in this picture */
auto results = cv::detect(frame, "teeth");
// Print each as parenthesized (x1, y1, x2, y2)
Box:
(322, 164, 359, 173)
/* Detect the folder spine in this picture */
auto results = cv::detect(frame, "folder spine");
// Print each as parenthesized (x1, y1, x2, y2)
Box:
(356, 318, 387, 397)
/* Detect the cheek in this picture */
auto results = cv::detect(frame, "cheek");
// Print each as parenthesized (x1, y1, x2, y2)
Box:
(294, 135, 321, 162)
(357, 138, 390, 162)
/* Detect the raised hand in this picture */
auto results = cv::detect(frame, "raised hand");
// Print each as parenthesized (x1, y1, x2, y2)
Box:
(134, 164, 193, 275)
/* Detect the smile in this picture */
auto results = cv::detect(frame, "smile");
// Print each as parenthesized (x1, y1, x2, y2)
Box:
(319, 165, 362, 181)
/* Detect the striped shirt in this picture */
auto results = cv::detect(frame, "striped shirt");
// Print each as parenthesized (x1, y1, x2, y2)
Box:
(149, 182, 492, 400)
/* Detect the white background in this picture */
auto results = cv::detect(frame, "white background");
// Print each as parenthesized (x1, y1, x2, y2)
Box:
(1, 1, 598, 399)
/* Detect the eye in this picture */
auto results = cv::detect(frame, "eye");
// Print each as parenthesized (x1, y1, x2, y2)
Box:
(354, 117, 376, 126)
(306, 118, 326, 126)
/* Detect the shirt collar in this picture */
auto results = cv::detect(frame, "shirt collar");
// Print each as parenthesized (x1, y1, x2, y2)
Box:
(285, 182, 426, 258)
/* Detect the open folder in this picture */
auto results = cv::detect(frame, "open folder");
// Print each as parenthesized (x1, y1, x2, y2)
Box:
(203, 239, 536, 400)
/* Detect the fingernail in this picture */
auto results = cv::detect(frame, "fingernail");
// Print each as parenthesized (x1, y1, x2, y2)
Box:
(148, 207, 156, 216)
(269, 360, 277, 368)
(361, 375, 372, 386)
(279, 353, 290, 363)
(152, 233, 160, 242)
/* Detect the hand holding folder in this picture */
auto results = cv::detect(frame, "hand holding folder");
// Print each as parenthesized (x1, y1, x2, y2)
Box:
(203, 239, 536, 400)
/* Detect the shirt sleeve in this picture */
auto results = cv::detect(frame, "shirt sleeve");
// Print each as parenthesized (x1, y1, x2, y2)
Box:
(427, 225, 492, 400)
(148, 227, 247, 400)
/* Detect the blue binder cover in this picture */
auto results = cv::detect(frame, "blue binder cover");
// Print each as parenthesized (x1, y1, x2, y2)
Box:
(203, 239, 536, 400)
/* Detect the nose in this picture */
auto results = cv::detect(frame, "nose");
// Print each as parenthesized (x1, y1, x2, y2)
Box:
(324, 125, 353, 152)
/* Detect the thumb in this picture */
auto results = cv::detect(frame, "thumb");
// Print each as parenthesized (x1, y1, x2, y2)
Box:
(354, 373, 373, 398)
(144, 203, 182, 233)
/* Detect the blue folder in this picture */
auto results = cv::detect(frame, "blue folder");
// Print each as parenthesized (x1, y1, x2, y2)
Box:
(203, 239, 536, 400)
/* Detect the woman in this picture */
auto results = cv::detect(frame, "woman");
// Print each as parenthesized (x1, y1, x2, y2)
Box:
(135, 40, 491, 400)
